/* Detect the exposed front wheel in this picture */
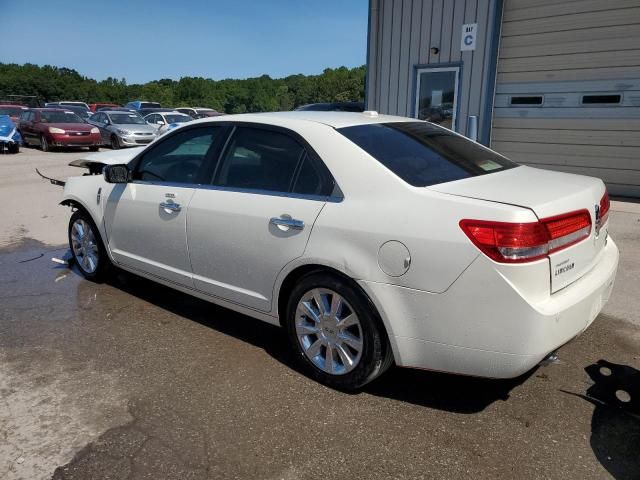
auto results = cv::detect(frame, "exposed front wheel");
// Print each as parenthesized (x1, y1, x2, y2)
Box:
(110, 135, 120, 149)
(285, 272, 393, 390)
(68, 210, 110, 281)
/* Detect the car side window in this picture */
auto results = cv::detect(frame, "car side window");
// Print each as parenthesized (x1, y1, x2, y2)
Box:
(93, 113, 104, 123)
(292, 154, 334, 196)
(214, 127, 305, 193)
(133, 127, 221, 185)
(146, 114, 157, 124)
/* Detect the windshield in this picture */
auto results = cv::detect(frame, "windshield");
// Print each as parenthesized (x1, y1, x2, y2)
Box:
(140, 102, 161, 108)
(109, 113, 146, 125)
(338, 122, 518, 187)
(0, 107, 22, 117)
(165, 114, 190, 124)
(40, 111, 83, 124)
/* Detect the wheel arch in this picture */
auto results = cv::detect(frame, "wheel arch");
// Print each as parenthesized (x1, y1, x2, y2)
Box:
(275, 261, 397, 364)
(60, 197, 113, 261)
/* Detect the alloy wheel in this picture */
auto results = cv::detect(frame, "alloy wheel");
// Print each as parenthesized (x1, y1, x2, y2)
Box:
(295, 288, 363, 375)
(70, 218, 99, 274)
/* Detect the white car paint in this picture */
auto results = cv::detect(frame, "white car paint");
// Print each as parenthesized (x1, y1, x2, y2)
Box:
(61, 111, 618, 379)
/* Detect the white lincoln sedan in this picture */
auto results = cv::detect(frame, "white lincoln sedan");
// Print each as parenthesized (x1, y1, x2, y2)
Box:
(61, 111, 619, 390)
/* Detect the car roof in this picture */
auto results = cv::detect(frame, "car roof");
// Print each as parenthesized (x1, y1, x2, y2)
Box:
(190, 111, 413, 129)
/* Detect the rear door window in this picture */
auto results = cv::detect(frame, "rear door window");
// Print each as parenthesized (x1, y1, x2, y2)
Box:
(338, 122, 518, 187)
(214, 127, 304, 193)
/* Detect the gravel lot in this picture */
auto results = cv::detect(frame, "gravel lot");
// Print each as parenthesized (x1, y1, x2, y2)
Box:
(1, 147, 639, 479)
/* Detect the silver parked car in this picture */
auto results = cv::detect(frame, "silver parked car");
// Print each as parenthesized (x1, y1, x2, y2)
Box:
(89, 111, 158, 149)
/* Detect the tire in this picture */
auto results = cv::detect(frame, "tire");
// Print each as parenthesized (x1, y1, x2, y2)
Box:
(284, 272, 393, 390)
(110, 135, 120, 150)
(68, 210, 110, 282)
(40, 135, 49, 152)
(9, 143, 19, 154)
(89, 146, 99, 152)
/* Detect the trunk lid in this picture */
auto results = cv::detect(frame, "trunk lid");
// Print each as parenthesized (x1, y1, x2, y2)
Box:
(430, 166, 609, 293)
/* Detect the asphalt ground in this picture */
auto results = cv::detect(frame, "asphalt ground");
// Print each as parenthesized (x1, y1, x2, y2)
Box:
(1, 147, 639, 479)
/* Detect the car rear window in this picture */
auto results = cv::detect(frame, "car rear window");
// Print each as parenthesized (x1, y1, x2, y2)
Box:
(338, 122, 518, 187)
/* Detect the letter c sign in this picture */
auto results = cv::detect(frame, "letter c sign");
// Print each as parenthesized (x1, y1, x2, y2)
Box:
(461, 23, 477, 51)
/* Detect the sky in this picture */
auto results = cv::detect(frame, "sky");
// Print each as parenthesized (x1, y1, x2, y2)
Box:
(0, 0, 368, 84)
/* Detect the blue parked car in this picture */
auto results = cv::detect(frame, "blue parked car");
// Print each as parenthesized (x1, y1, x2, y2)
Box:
(123, 100, 162, 110)
(0, 115, 22, 153)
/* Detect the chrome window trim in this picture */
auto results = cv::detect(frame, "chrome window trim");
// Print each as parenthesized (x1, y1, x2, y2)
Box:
(130, 179, 343, 203)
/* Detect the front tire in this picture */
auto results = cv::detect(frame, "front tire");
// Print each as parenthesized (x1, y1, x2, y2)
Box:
(68, 210, 110, 281)
(40, 135, 50, 152)
(285, 272, 393, 390)
(110, 135, 120, 150)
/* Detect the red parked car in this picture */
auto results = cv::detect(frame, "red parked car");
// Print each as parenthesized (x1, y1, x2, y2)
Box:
(89, 103, 121, 112)
(0, 104, 28, 123)
(18, 108, 101, 152)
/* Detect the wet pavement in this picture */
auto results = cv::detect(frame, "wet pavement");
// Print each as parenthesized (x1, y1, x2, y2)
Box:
(1, 240, 639, 479)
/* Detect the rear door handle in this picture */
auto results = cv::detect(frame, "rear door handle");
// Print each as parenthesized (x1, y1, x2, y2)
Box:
(160, 201, 181, 213)
(270, 216, 304, 230)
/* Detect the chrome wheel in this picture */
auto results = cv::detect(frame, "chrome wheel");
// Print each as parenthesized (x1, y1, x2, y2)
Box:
(70, 219, 99, 274)
(295, 288, 363, 375)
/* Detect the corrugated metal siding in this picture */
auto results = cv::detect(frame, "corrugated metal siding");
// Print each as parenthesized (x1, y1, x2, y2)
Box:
(367, 0, 500, 139)
(492, 0, 640, 197)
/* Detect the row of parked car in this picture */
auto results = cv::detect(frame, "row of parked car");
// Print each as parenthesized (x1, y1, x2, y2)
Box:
(0, 99, 366, 154)
(0, 99, 227, 153)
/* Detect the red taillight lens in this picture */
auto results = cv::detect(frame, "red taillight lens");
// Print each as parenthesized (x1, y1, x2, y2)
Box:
(599, 190, 610, 225)
(459, 220, 549, 263)
(460, 209, 592, 264)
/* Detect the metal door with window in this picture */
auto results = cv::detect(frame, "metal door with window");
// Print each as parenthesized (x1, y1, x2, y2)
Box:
(414, 67, 460, 131)
(187, 125, 336, 312)
(103, 126, 226, 286)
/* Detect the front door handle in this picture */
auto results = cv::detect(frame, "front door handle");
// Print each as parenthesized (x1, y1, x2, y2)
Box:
(270, 216, 304, 231)
(160, 201, 181, 213)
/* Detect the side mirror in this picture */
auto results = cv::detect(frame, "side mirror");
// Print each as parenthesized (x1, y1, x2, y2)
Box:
(157, 120, 164, 125)
(103, 164, 130, 183)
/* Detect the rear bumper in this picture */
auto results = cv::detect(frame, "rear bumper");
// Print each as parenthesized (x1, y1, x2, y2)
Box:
(360, 238, 619, 378)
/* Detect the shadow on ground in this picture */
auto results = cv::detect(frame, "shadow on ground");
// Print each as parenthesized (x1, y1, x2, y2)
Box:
(564, 360, 640, 479)
(107, 268, 528, 413)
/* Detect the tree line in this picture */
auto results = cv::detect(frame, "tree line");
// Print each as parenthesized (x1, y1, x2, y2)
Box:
(0, 63, 366, 113)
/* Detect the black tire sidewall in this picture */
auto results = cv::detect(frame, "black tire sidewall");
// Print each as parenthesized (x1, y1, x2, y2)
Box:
(285, 272, 389, 390)
(68, 210, 109, 282)
(111, 135, 120, 149)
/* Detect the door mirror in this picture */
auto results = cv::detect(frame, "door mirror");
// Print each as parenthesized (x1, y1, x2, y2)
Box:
(157, 120, 165, 125)
(103, 164, 130, 183)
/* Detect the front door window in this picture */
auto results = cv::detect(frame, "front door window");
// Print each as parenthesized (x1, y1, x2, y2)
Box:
(415, 67, 459, 131)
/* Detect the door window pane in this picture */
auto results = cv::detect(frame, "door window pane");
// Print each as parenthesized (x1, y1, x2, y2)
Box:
(215, 127, 304, 193)
(416, 69, 458, 130)
(292, 154, 334, 196)
(133, 127, 219, 184)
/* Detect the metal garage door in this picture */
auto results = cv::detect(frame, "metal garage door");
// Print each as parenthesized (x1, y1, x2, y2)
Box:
(491, 0, 640, 198)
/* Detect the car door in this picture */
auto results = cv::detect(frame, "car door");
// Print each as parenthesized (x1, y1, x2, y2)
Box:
(103, 125, 228, 286)
(20, 111, 35, 143)
(187, 125, 336, 312)
(90, 113, 108, 144)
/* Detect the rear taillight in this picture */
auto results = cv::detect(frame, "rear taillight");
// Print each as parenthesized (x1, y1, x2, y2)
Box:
(599, 190, 610, 226)
(460, 209, 592, 264)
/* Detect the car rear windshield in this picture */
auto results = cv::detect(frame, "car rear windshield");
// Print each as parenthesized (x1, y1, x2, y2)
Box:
(338, 122, 518, 187)
(41, 111, 83, 123)
(109, 113, 146, 125)
(140, 102, 161, 108)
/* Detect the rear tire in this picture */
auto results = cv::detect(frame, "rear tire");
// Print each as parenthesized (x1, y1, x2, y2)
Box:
(89, 146, 99, 152)
(68, 210, 110, 282)
(40, 135, 50, 152)
(284, 272, 393, 390)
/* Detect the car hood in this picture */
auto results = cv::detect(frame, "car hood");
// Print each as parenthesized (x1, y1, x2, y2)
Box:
(69, 146, 145, 169)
